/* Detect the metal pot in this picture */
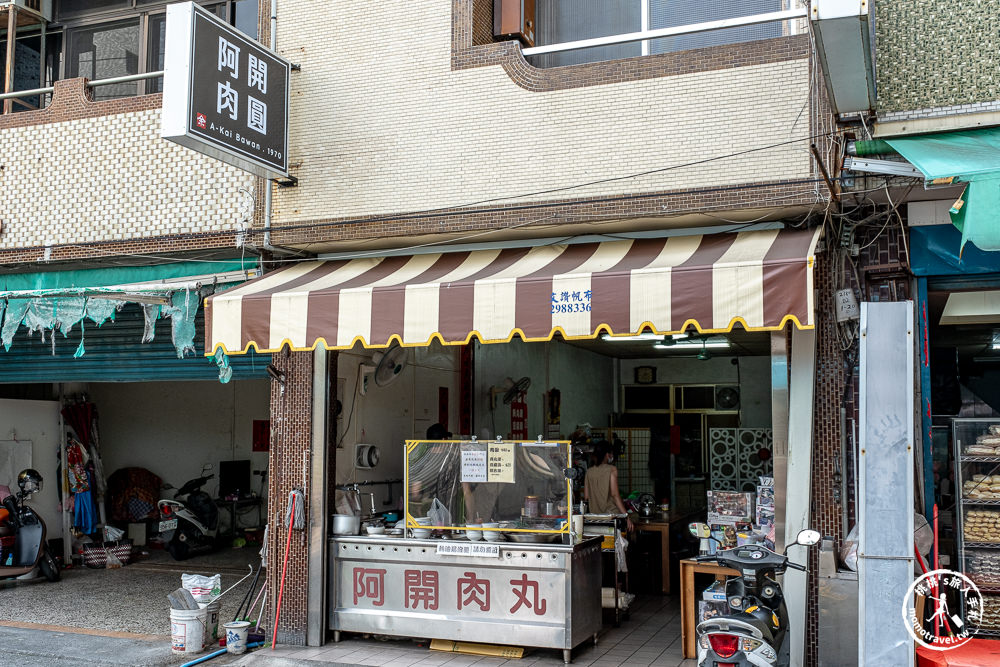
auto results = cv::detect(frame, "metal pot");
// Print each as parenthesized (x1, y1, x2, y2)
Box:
(332, 514, 360, 535)
(637, 494, 657, 518)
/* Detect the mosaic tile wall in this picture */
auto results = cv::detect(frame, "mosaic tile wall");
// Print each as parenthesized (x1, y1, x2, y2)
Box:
(875, 0, 1000, 113)
(0, 85, 256, 252)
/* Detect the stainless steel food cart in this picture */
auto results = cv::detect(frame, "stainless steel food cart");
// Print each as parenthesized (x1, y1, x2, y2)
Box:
(327, 439, 603, 663)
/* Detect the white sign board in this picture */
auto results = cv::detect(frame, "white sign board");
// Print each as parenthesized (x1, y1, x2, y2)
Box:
(461, 450, 487, 483)
(436, 542, 500, 557)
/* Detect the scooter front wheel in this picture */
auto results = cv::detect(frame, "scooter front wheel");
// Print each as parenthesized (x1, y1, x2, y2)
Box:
(39, 550, 60, 582)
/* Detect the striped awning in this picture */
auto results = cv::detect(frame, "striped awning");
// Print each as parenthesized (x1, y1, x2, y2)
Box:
(207, 227, 822, 354)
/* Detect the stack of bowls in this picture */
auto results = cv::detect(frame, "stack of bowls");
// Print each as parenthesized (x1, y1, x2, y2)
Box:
(412, 517, 432, 539)
(465, 523, 482, 541)
(482, 522, 500, 542)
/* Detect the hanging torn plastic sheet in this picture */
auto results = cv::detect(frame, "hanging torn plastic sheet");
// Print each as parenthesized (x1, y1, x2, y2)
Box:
(0, 287, 204, 358)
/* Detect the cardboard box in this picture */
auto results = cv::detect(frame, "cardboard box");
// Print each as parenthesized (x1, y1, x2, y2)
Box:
(757, 485, 775, 508)
(430, 639, 524, 658)
(707, 491, 755, 526)
(127, 523, 147, 547)
(702, 581, 727, 602)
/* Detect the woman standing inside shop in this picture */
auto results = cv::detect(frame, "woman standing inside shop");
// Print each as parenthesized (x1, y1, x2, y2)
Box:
(584, 440, 633, 530)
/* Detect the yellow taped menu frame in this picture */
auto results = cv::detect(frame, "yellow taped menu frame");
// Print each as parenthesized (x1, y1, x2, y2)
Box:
(404, 439, 572, 535)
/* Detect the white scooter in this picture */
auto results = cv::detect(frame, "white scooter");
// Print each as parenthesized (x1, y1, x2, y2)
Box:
(689, 523, 821, 667)
(157, 467, 220, 560)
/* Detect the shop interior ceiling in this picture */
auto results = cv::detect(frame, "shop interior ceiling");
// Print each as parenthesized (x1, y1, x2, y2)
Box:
(563, 328, 771, 358)
(928, 291, 1000, 363)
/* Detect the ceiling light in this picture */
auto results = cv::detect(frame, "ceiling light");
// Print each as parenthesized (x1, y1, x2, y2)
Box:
(600, 333, 664, 342)
(600, 332, 693, 342)
(654, 340, 730, 350)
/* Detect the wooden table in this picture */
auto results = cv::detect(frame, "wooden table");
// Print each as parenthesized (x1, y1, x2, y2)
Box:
(679, 559, 739, 659)
(634, 509, 699, 595)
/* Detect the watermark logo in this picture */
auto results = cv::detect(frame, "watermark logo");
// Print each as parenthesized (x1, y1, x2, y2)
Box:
(901, 569, 982, 650)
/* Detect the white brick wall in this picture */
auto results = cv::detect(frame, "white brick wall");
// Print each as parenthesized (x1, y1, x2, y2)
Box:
(272, 0, 814, 224)
(0, 108, 256, 249)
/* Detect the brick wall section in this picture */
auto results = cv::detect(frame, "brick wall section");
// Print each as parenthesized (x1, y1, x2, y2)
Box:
(809, 251, 847, 667)
(269, 179, 823, 248)
(875, 0, 1000, 113)
(265, 351, 314, 646)
(471, 0, 493, 46)
(806, 223, 908, 666)
(0, 78, 257, 254)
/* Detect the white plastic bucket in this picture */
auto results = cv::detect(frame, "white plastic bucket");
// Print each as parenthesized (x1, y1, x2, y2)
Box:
(170, 608, 206, 654)
(224, 620, 251, 654)
(200, 600, 221, 647)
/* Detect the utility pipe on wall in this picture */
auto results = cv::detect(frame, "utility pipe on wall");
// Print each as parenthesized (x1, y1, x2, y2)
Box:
(262, 0, 277, 251)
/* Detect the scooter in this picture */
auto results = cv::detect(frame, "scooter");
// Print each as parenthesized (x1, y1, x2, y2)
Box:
(0, 469, 60, 583)
(689, 523, 820, 667)
(158, 468, 220, 561)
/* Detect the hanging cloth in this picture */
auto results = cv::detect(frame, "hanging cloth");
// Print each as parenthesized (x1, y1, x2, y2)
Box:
(73, 470, 97, 535)
(66, 439, 89, 494)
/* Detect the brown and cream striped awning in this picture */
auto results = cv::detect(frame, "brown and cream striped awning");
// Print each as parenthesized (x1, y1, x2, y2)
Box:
(206, 227, 822, 354)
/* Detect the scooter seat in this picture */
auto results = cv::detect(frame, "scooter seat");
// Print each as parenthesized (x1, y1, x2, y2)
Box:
(728, 610, 777, 646)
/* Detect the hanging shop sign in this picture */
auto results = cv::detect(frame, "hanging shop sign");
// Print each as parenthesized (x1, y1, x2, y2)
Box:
(161, 1, 290, 179)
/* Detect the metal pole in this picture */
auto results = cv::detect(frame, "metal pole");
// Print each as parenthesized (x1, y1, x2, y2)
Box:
(307, 348, 329, 646)
(4, 6, 17, 114)
(769, 331, 789, 552)
(86, 70, 163, 87)
(58, 385, 71, 564)
(0, 85, 53, 101)
(39, 19, 46, 89)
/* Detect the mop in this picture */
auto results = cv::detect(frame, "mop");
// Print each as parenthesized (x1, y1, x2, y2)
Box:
(233, 532, 268, 622)
(272, 489, 304, 650)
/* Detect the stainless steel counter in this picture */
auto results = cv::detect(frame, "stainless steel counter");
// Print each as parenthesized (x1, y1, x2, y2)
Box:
(329, 535, 603, 663)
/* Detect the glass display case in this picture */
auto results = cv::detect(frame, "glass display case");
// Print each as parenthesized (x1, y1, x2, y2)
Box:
(954, 418, 1000, 634)
(404, 438, 572, 541)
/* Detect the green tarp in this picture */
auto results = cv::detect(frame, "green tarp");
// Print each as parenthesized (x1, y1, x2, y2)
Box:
(885, 127, 1000, 254)
(0, 259, 256, 360)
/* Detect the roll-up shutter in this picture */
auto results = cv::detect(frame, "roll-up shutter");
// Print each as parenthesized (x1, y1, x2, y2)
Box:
(0, 303, 269, 383)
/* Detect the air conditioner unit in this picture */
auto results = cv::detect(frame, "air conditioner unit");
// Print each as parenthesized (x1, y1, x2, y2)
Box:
(1, 1, 53, 22)
(493, 0, 535, 47)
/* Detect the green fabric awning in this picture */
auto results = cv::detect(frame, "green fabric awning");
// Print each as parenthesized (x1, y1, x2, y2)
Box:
(0, 259, 258, 361)
(885, 128, 1000, 254)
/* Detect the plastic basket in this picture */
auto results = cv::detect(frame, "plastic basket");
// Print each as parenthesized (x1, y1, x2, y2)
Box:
(83, 539, 133, 568)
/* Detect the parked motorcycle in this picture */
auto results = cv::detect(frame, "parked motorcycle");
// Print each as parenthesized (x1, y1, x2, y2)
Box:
(157, 469, 219, 560)
(0, 469, 60, 583)
(688, 522, 820, 667)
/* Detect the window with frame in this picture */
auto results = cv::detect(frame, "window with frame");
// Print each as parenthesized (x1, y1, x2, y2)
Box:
(0, 0, 260, 111)
(528, 0, 788, 69)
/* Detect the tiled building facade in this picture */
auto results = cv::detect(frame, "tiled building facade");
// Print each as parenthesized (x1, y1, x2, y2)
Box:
(269, 0, 825, 251)
(1, 0, 847, 661)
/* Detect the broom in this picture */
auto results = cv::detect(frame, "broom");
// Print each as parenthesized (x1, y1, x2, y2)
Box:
(272, 489, 304, 650)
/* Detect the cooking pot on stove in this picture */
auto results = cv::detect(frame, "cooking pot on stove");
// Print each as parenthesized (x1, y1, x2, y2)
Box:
(332, 514, 361, 535)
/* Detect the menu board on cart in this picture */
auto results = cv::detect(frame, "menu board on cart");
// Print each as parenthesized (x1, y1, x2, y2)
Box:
(488, 442, 516, 483)
(461, 450, 488, 483)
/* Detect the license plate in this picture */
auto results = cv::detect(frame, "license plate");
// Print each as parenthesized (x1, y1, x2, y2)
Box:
(159, 519, 177, 532)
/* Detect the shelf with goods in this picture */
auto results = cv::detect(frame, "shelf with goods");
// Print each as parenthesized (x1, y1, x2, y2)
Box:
(954, 419, 1000, 631)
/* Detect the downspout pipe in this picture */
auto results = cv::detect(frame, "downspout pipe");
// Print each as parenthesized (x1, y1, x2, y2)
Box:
(846, 139, 897, 157)
(262, 0, 299, 258)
